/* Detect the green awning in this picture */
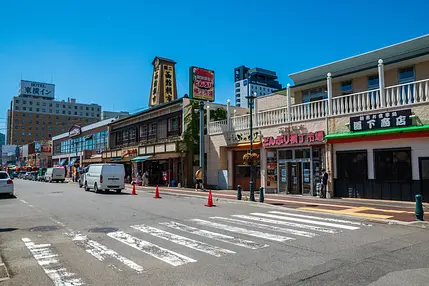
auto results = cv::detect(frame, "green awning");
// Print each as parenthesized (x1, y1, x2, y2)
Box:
(325, 125, 429, 140)
(131, 155, 152, 163)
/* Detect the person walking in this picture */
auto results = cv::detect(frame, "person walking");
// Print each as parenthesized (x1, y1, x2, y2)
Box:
(320, 169, 329, 198)
(143, 170, 149, 186)
(195, 167, 204, 192)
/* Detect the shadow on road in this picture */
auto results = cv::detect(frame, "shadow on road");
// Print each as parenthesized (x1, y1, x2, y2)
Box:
(97, 191, 131, 196)
(0, 194, 17, 200)
(0, 228, 18, 233)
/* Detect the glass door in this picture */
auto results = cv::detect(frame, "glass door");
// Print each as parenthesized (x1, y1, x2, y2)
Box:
(302, 161, 311, 195)
(288, 162, 301, 194)
(278, 163, 287, 193)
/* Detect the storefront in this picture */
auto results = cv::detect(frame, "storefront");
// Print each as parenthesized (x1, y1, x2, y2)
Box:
(327, 109, 429, 202)
(230, 148, 261, 191)
(263, 130, 326, 195)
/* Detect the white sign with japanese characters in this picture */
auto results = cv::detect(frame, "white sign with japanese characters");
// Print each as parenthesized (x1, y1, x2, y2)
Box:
(19, 80, 55, 99)
(350, 109, 412, 132)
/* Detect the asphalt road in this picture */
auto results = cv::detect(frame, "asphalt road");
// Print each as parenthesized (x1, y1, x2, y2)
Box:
(1, 180, 429, 286)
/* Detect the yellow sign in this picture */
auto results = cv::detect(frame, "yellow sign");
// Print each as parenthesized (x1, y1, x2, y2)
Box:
(163, 64, 175, 103)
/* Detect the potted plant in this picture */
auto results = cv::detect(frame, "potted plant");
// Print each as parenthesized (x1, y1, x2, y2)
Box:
(243, 153, 260, 166)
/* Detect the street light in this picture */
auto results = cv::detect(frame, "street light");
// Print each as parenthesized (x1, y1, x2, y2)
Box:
(246, 92, 257, 202)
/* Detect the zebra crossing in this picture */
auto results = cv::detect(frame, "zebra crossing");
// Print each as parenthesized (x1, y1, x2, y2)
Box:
(22, 210, 371, 283)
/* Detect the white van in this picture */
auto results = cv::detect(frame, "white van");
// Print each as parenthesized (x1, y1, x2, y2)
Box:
(45, 167, 66, 183)
(84, 164, 125, 193)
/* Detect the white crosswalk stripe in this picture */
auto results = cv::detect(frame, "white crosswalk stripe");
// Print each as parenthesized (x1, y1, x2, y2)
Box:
(250, 213, 360, 230)
(107, 231, 196, 266)
(268, 211, 372, 226)
(131, 224, 235, 257)
(189, 219, 295, 242)
(22, 238, 84, 286)
(210, 216, 318, 238)
(231, 214, 341, 234)
(159, 221, 268, 249)
(64, 231, 144, 273)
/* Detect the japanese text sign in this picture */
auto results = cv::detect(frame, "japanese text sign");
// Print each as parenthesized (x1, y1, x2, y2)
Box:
(263, 131, 325, 148)
(163, 64, 175, 103)
(189, 67, 215, 102)
(350, 109, 412, 131)
(150, 58, 161, 106)
(19, 80, 55, 99)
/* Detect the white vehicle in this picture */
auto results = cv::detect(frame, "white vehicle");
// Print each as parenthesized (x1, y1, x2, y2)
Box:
(84, 164, 125, 193)
(45, 167, 66, 183)
(78, 166, 89, 188)
(0, 171, 14, 197)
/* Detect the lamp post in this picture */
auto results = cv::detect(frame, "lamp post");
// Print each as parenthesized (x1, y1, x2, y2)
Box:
(246, 92, 257, 202)
(199, 100, 205, 189)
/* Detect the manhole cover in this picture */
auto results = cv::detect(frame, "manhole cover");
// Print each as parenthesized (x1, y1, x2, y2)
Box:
(29, 226, 60, 232)
(88, 227, 119, 233)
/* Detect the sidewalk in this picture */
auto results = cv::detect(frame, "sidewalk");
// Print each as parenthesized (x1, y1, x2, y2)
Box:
(128, 184, 419, 222)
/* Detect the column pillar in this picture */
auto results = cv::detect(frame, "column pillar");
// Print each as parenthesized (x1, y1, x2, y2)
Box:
(286, 83, 291, 122)
(378, 59, 386, 107)
(226, 99, 231, 131)
(327, 73, 333, 115)
(206, 104, 211, 134)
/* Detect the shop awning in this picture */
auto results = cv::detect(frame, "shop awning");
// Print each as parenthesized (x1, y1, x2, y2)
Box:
(59, 159, 67, 166)
(111, 157, 122, 162)
(325, 125, 429, 141)
(131, 155, 152, 163)
(68, 158, 77, 166)
(226, 142, 262, 150)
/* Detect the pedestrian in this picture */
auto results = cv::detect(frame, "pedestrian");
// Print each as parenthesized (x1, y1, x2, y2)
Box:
(137, 171, 142, 186)
(143, 170, 149, 186)
(195, 167, 204, 192)
(320, 169, 328, 198)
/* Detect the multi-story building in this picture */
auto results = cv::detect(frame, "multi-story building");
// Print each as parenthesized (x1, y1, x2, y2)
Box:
(0, 133, 5, 146)
(6, 80, 102, 145)
(234, 66, 282, 108)
(101, 111, 130, 120)
(208, 34, 429, 202)
(52, 117, 119, 178)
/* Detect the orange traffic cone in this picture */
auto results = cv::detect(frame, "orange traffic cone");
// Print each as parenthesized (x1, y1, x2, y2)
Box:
(154, 185, 161, 199)
(131, 183, 137, 195)
(205, 190, 216, 207)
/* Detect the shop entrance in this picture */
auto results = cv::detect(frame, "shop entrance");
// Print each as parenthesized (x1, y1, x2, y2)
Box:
(277, 147, 323, 195)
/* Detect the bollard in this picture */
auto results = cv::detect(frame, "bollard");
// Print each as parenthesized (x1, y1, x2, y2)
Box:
(237, 185, 242, 200)
(259, 187, 264, 203)
(415, 194, 424, 221)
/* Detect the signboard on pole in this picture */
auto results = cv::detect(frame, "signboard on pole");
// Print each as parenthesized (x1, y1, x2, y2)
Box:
(189, 67, 215, 102)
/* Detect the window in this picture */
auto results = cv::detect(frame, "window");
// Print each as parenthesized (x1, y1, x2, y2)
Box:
(62, 110, 66, 114)
(68, 105, 72, 109)
(374, 148, 412, 182)
(35, 127, 38, 130)
(168, 116, 179, 135)
(123, 129, 129, 143)
(368, 75, 379, 90)
(80, 106, 83, 110)
(36, 108, 40, 112)
(29, 107, 33, 111)
(91, 113, 94, 117)
(22, 119, 26, 123)
(86, 107, 89, 110)
(340, 80, 353, 94)
(96, 114, 99, 117)
(22, 113, 26, 116)
(42, 108, 46, 112)
(148, 123, 157, 140)
(235, 83, 240, 87)
(29, 101, 33, 105)
(302, 86, 327, 102)
(398, 66, 415, 84)
(56, 104, 59, 108)
(28, 132, 31, 136)
(337, 151, 368, 182)
(36, 133, 38, 137)
(42, 102, 46, 106)
(22, 132, 25, 136)
(56, 110, 59, 114)
(80, 112, 83, 116)
(15, 99, 19, 104)
(23, 100, 27, 104)
(36, 102, 40, 106)
(130, 128, 136, 142)
(68, 111, 71, 115)
(63, 104, 66, 108)
(74, 111, 77, 115)
(23, 107, 27, 111)
(15, 106, 19, 110)
(49, 109, 52, 113)
(139, 125, 147, 142)
(97, 108, 100, 112)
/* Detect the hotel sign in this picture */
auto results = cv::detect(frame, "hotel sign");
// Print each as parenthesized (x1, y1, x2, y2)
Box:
(350, 109, 412, 132)
(263, 131, 325, 148)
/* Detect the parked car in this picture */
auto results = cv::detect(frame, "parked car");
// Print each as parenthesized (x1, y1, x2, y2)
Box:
(30, 171, 38, 181)
(84, 164, 125, 193)
(37, 168, 47, 181)
(78, 166, 89, 188)
(23, 172, 33, 180)
(44, 167, 66, 183)
(0, 171, 14, 197)
(17, 171, 26, 179)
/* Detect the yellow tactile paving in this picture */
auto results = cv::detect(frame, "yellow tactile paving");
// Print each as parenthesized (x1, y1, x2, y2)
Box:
(342, 197, 415, 205)
(298, 207, 393, 219)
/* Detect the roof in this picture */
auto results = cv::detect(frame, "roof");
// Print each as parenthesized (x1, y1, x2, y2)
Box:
(110, 98, 184, 126)
(152, 56, 177, 65)
(289, 34, 429, 85)
(52, 117, 120, 141)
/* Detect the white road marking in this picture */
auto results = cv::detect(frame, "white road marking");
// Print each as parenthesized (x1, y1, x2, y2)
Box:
(189, 219, 294, 242)
(22, 238, 84, 286)
(268, 211, 372, 226)
(160, 221, 268, 249)
(232, 215, 341, 234)
(20, 199, 28, 204)
(107, 231, 196, 266)
(210, 216, 317, 238)
(131, 224, 235, 257)
(251, 213, 360, 230)
(65, 231, 143, 273)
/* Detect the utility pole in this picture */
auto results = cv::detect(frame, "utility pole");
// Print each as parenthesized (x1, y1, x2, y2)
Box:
(199, 100, 205, 187)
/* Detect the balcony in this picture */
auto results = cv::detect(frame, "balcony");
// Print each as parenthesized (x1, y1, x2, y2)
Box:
(208, 78, 429, 135)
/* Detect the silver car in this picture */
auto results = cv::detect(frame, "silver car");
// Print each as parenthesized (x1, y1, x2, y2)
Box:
(0, 171, 14, 197)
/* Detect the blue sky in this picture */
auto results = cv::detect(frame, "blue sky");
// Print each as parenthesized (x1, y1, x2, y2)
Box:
(1, 0, 428, 134)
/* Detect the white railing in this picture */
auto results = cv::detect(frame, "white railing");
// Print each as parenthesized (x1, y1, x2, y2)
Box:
(290, 99, 327, 121)
(231, 114, 250, 131)
(385, 79, 429, 107)
(257, 106, 288, 126)
(208, 120, 227, 134)
(208, 78, 429, 135)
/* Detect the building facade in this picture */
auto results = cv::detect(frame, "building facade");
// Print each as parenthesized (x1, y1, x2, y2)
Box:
(209, 34, 429, 202)
(234, 66, 282, 108)
(101, 111, 130, 120)
(7, 80, 101, 145)
(52, 117, 117, 178)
